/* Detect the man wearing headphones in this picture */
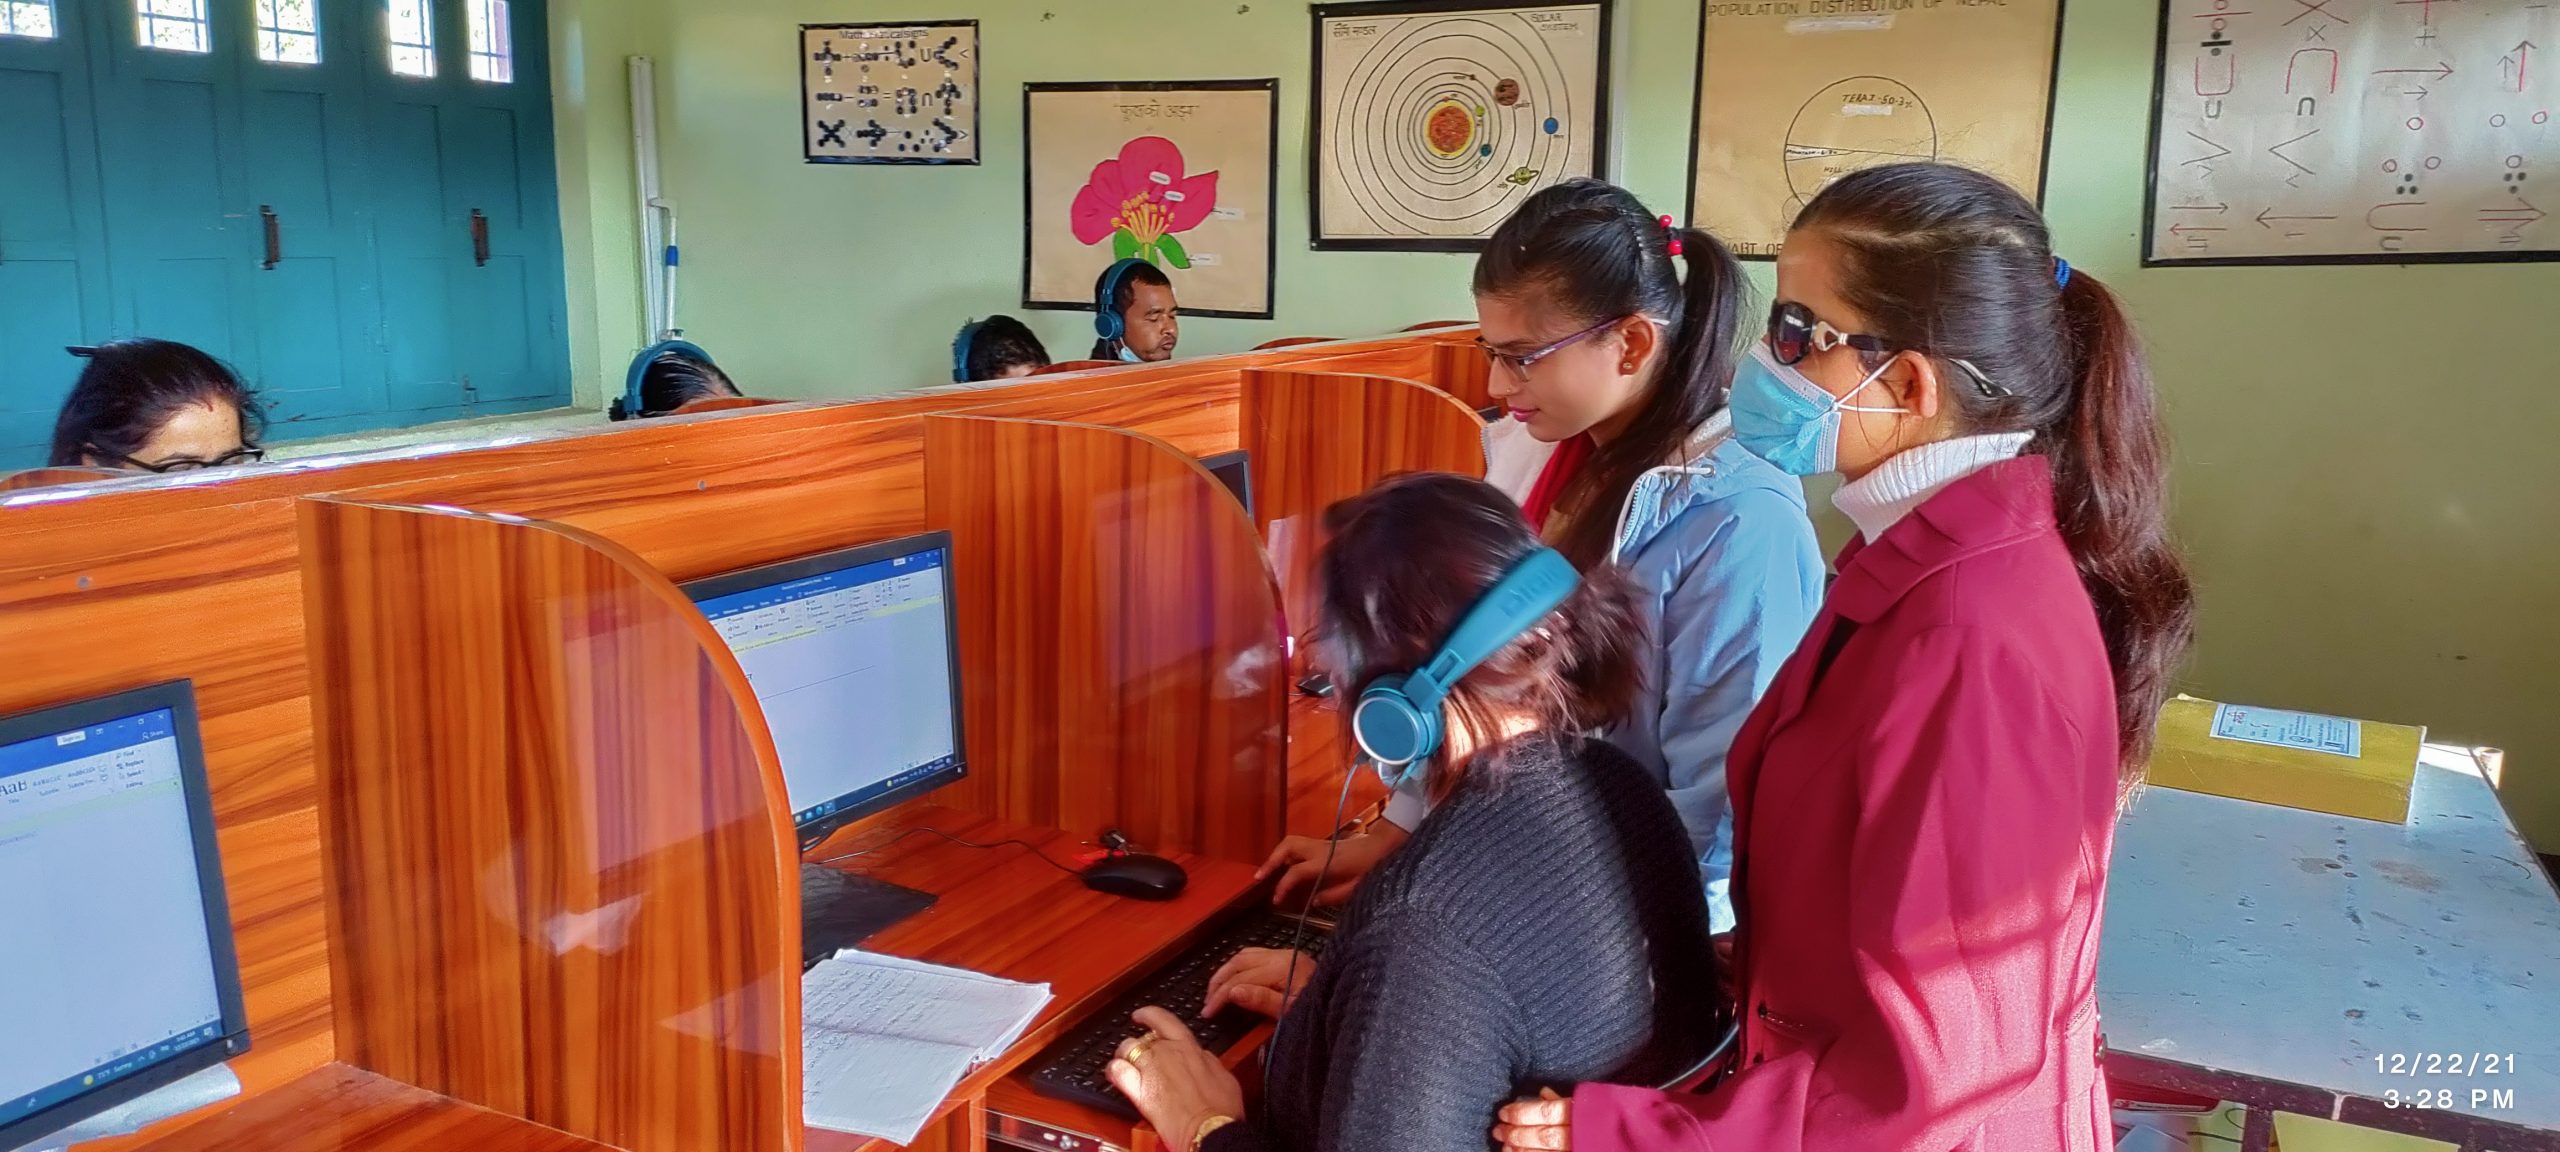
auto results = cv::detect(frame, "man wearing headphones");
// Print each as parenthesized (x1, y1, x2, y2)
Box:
(1090, 257, 1181, 363)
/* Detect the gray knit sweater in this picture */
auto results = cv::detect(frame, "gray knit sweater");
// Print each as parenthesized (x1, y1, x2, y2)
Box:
(1204, 734, 1722, 1152)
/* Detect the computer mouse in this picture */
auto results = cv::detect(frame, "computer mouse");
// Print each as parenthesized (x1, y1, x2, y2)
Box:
(1082, 853, 1188, 901)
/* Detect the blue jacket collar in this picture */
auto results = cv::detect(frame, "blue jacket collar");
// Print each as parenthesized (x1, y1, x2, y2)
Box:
(1485, 410, 1805, 562)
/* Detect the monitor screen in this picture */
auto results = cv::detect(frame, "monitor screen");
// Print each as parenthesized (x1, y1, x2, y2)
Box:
(688, 533, 967, 839)
(1201, 450, 1252, 519)
(0, 683, 247, 1149)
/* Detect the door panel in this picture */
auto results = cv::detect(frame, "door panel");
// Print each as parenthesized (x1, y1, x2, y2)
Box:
(370, 95, 461, 412)
(0, 8, 111, 466)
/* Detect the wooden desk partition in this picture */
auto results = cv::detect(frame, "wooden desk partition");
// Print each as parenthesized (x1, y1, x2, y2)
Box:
(924, 415, 1288, 864)
(297, 498, 797, 1152)
(1241, 368, 1488, 631)
(2, 466, 122, 491)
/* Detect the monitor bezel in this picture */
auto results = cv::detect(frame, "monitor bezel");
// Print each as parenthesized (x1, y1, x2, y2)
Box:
(1199, 449, 1252, 520)
(0, 679, 251, 1151)
(681, 531, 970, 848)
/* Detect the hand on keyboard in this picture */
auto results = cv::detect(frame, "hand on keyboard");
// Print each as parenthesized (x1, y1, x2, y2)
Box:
(1204, 947, 1313, 1019)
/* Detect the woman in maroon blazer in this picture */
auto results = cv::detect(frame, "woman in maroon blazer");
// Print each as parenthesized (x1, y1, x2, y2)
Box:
(1496, 162, 2195, 1152)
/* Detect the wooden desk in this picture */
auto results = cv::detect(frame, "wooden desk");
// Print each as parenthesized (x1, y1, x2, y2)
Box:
(806, 805, 1264, 1152)
(2101, 745, 2560, 1151)
(127, 1065, 614, 1152)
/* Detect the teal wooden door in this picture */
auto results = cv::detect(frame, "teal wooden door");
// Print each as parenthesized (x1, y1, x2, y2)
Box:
(235, 0, 384, 428)
(0, 0, 113, 462)
(369, 0, 568, 414)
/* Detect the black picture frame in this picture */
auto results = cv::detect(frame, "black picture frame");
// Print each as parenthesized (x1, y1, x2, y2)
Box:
(1308, 0, 1616, 252)
(2137, 1, 2559, 267)
(1019, 79, 1282, 321)
(1682, 0, 2067, 262)
(800, 19, 981, 167)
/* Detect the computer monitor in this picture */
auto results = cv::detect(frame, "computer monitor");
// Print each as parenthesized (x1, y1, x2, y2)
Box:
(685, 531, 968, 849)
(1200, 450, 1252, 519)
(0, 682, 249, 1150)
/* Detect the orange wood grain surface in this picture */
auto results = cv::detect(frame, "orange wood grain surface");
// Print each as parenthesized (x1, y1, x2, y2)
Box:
(123, 1065, 619, 1152)
(923, 415, 1288, 866)
(0, 330, 1464, 1150)
(297, 498, 798, 1152)
(2, 466, 122, 491)
(1252, 336, 1338, 350)
(1035, 359, 1124, 374)
(670, 395, 782, 414)
(1240, 369, 1489, 639)
(800, 805, 1263, 1152)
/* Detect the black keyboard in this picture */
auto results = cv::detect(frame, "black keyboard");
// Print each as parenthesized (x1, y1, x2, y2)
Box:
(1025, 910, 1328, 1120)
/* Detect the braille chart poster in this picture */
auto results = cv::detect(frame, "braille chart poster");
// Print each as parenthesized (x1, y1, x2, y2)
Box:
(1311, 1, 1611, 250)
(1690, 0, 2063, 258)
(802, 20, 979, 164)
(2145, 0, 2557, 264)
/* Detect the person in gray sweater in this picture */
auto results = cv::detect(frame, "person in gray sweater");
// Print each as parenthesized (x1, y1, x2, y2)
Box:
(1103, 473, 1725, 1152)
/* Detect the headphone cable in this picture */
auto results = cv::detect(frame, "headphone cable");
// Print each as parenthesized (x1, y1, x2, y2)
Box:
(1265, 760, 1364, 1070)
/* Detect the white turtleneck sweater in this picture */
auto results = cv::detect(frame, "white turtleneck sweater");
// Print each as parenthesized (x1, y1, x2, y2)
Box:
(1832, 432, 2036, 543)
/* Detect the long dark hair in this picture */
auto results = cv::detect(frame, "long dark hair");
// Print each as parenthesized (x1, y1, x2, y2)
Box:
(1793, 163, 2195, 784)
(48, 339, 264, 466)
(1089, 260, 1172, 360)
(1317, 472, 1646, 799)
(1473, 179, 1750, 568)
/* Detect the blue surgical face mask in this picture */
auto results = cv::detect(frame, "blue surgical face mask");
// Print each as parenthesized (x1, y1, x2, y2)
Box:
(1729, 341, 1904, 476)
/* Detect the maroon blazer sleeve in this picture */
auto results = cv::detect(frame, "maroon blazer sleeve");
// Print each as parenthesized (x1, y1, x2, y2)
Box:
(1573, 626, 2099, 1152)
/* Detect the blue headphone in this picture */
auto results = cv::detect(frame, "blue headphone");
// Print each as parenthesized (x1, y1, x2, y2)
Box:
(613, 339, 713, 420)
(952, 320, 987, 383)
(1351, 546, 1581, 789)
(1093, 257, 1150, 343)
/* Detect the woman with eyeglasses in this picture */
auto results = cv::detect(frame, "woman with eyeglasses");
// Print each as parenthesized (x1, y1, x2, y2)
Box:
(48, 340, 267, 473)
(1256, 179, 1825, 950)
(1492, 162, 2195, 1152)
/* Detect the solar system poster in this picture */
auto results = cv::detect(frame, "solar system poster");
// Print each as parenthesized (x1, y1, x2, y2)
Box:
(1312, 1, 1613, 250)
(1689, 0, 2064, 258)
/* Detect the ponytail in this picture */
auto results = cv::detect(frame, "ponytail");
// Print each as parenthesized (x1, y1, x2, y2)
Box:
(1473, 180, 1752, 569)
(1793, 162, 2195, 792)
(2052, 272, 2195, 781)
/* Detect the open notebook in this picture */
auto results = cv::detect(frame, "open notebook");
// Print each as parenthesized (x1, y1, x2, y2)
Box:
(802, 950, 1053, 1143)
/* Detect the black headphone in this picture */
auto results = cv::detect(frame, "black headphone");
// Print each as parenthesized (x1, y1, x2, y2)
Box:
(952, 320, 987, 383)
(1093, 258, 1150, 344)
(611, 339, 714, 420)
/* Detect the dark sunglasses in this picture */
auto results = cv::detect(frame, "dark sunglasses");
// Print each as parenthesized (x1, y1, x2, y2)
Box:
(1763, 301, 2008, 397)
(94, 446, 267, 473)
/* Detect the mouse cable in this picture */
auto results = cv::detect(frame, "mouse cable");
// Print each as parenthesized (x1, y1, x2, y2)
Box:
(809, 823, 1088, 878)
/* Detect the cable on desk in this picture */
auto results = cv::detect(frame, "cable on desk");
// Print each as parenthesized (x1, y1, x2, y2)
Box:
(810, 823, 1089, 878)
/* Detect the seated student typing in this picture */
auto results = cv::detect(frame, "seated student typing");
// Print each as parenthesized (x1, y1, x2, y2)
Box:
(1090, 258, 1180, 363)
(49, 340, 265, 472)
(1102, 473, 1722, 1152)
(954, 314, 1053, 381)
(610, 340, 741, 419)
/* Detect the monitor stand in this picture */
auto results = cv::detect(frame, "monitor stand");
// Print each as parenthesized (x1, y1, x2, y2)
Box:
(800, 861, 937, 968)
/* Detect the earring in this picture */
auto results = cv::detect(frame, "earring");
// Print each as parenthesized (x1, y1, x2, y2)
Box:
(1620, 359, 1636, 373)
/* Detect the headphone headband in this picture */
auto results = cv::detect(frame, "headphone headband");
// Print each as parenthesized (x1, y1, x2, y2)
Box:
(1093, 257, 1151, 343)
(1351, 546, 1580, 786)
(952, 320, 986, 383)
(616, 339, 712, 420)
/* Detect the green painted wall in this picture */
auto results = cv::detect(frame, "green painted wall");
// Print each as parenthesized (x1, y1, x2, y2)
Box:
(562, 0, 2560, 846)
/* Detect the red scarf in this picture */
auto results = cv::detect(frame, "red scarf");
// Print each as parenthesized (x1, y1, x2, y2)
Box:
(1518, 433, 1593, 531)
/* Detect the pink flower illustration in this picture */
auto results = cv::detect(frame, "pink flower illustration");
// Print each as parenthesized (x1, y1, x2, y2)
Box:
(1069, 136, 1219, 269)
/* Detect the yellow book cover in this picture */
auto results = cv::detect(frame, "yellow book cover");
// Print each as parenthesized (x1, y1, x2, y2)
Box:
(2146, 696, 2425, 824)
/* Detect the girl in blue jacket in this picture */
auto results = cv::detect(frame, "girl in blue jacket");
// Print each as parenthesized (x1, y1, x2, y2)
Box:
(1263, 180, 1824, 936)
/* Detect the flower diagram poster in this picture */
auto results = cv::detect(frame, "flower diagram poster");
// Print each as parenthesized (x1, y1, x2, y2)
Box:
(1312, 1, 1612, 250)
(1023, 80, 1280, 319)
(1690, 0, 2063, 257)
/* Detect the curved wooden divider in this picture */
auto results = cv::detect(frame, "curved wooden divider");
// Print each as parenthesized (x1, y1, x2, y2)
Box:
(297, 498, 798, 1152)
(923, 415, 1288, 864)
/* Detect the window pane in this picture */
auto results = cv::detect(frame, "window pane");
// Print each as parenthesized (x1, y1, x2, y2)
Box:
(255, 0, 320, 63)
(465, 0, 510, 83)
(136, 0, 210, 52)
(0, 0, 58, 39)
(387, 0, 433, 77)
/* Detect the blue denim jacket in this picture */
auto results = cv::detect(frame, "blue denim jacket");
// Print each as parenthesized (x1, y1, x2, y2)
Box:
(1383, 412, 1824, 932)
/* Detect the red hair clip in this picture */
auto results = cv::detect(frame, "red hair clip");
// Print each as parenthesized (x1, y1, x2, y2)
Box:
(1661, 215, 1684, 257)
